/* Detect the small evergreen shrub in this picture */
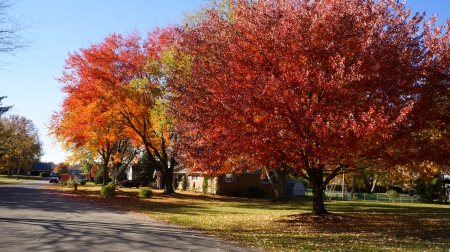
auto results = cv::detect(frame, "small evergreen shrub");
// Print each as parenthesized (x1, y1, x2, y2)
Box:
(173, 179, 178, 191)
(202, 177, 209, 194)
(352, 194, 362, 201)
(79, 180, 87, 186)
(139, 187, 153, 198)
(248, 186, 266, 198)
(387, 189, 400, 203)
(181, 176, 187, 191)
(39, 172, 49, 178)
(94, 171, 104, 185)
(101, 184, 116, 197)
(73, 181, 78, 190)
(236, 188, 252, 198)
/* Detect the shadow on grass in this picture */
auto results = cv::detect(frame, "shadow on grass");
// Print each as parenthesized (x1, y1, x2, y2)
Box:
(325, 200, 450, 214)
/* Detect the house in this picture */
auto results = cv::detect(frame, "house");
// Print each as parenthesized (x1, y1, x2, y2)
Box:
(162, 166, 301, 198)
(68, 165, 85, 180)
(215, 169, 274, 197)
(172, 167, 275, 197)
(30, 162, 54, 176)
(172, 165, 205, 191)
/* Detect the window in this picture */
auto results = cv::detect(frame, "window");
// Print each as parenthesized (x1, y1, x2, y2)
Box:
(225, 173, 234, 183)
(191, 175, 199, 181)
(72, 171, 76, 175)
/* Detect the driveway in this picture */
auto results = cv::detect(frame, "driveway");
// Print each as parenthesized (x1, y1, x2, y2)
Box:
(0, 180, 262, 252)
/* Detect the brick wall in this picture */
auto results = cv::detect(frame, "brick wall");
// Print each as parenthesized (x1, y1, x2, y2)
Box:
(217, 173, 274, 197)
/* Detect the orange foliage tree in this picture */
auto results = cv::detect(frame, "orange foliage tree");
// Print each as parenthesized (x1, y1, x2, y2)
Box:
(169, 0, 448, 214)
(49, 33, 140, 185)
(53, 162, 69, 174)
(51, 30, 178, 192)
(49, 79, 133, 185)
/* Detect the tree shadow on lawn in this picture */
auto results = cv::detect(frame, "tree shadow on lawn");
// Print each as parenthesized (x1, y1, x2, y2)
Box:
(325, 200, 450, 214)
(52, 188, 310, 217)
(279, 210, 450, 241)
(52, 188, 235, 216)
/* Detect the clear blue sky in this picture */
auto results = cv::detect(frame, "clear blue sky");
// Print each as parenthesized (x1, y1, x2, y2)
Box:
(0, 0, 448, 164)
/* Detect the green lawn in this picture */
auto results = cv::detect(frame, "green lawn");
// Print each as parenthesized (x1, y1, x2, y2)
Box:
(47, 184, 450, 251)
(0, 174, 42, 184)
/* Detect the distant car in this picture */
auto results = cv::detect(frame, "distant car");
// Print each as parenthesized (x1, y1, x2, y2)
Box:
(49, 176, 59, 183)
(119, 180, 139, 188)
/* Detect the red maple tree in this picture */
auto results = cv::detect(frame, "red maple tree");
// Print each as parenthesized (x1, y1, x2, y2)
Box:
(169, 0, 444, 214)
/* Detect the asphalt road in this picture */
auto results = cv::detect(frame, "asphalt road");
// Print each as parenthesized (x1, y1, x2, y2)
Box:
(0, 180, 262, 252)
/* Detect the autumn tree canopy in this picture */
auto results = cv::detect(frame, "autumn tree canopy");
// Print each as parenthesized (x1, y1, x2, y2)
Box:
(53, 162, 69, 174)
(169, 0, 448, 214)
(0, 114, 43, 175)
(51, 29, 179, 192)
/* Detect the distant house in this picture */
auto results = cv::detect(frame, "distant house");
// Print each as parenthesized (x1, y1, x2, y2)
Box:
(30, 162, 54, 176)
(68, 165, 85, 180)
(170, 167, 275, 197)
(160, 166, 305, 198)
(215, 169, 275, 197)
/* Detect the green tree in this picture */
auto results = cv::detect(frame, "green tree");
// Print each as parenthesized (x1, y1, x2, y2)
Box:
(0, 114, 42, 175)
(0, 96, 12, 116)
(134, 153, 156, 187)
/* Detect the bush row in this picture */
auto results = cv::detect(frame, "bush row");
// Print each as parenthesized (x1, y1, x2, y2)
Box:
(236, 186, 266, 198)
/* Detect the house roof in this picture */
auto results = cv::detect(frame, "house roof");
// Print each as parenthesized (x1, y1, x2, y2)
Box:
(68, 164, 81, 171)
(30, 163, 52, 171)
(173, 164, 189, 174)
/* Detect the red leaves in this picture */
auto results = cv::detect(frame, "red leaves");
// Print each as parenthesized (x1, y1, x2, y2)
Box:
(169, 0, 436, 174)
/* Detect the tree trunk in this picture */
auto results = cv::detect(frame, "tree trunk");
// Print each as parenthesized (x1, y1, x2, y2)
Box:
(364, 176, 372, 194)
(162, 168, 174, 194)
(351, 174, 356, 199)
(161, 156, 176, 194)
(438, 171, 443, 203)
(264, 166, 288, 200)
(312, 186, 327, 215)
(102, 164, 109, 186)
(306, 167, 328, 215)
(370, 174, 379, 193)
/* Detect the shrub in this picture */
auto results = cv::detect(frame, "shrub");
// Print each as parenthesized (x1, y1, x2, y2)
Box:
(173, 179, 178, 191)
(79, 180, 87, 186)
(387, 189, 400, 203)
(139, 187, 153, 198)
(39, 172, 49, 178)
(101, 184, 116, 197)
(189, 186, 199, 193)
(181, 176, 187, 191)
(73, 181, 78, 190)
(352, 194, 362, 201)
(61, 180, 69, 186)
(59, 174, 71, 182)
(236, 188, 252, 198)
(248, 186, 266, 198)
(202, 176, 209, 194)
